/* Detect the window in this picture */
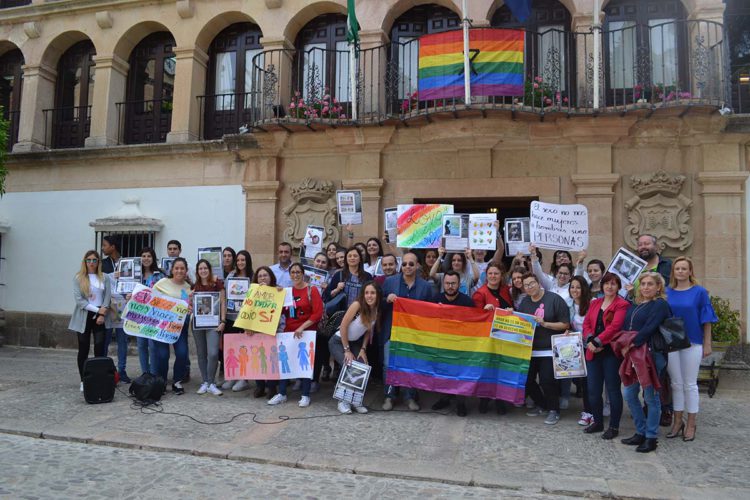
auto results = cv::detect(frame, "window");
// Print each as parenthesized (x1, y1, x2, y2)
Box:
(95, 231, 157, 259)
(0, 0, 31, 8)
(726, 0, 750, 113)
(203, 23, 263, 139)
(389, 4, 461, 101)
(294, 14, 348, 102)
(0, 49, 23, 151)
(49, 40, 95, 149)
(492, 0, 572, 92)
(122, 32, 176, 144)
(604, 0, 686, 97)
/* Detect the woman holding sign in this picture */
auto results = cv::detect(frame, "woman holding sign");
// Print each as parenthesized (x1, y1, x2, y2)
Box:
(268, 263, 324, 408)
(323, 247, 373, 309)
(430, 247, 479, 296)
(246, 266, 285, 398)
(222, 250, 253, 392)
(69, 250, 112, 391)
(192, 259, 226, 396)
(135, 248, 166, 376)
(152, 258, 191, 395)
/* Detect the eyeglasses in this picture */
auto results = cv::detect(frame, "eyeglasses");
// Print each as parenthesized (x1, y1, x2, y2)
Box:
(523, 282, 537, 289)
(402, 262, 416, 267)
(85, 259, 98, 263)
(444, 282, 458, 287)
(290, 270, 303, 275)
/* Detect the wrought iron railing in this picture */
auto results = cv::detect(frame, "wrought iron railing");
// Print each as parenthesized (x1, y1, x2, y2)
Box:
(731, 65, 750, 114)
(115, 98, 172, 145)
(198, 92, 257, 139)
(248, 20, 729, 129)
(3, 109, 19, 152)
(43, 105, 91, 149)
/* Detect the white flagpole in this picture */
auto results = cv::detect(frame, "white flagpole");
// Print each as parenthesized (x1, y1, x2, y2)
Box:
(593, 0, 601, 110)
(350, 43, 357, 121)
(462, 0, 471, 105)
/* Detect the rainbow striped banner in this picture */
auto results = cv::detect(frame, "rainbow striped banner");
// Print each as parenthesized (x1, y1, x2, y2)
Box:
(418, 28, 525, 100)
(387, 298, 534, 404)
(396, 204, 453, 249)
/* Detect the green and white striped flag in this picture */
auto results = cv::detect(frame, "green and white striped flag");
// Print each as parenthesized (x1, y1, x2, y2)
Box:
(346, 0, 360, 56)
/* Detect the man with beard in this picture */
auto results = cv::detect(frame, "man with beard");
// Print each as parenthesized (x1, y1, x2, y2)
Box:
(374, 253, 399, 286)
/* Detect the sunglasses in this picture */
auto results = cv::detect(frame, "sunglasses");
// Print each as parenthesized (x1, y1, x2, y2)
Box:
(85, 259, 99, 263)
(402, 262, 417, 267)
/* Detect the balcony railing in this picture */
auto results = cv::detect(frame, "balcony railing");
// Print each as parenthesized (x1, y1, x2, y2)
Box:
(43, 105, 91, 149)
(731, 65, 750, 114)
(116, 98, 172, 145)
(3, 109, 19, 152)
(198, 92, 257, 140)
(247, 20, 729, 130)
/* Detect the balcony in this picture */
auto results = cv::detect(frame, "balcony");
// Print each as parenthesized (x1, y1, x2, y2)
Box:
(198, 92, 257, 140)
(43, 105, 91, 149)
(731, 65, 750, 114)
(116, 98, 172, 145)
(242, 20, 729, 132)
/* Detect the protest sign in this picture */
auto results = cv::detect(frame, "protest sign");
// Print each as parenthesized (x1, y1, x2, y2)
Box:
(504, 217, 530, 255)
(223, 331, 316, 380)
(529, 201, 589, 251)
(116, 257, 141, 294)
(110, 294, 128, 329)
(442, 213, 469, 251)
(225, 277, 250, 316)
(337, 190, 363, 225)
(469, 213, 498, 250)
(161, 257, 176, 276)
(384, 207, 398, 244)
(607, 247, 647, 298)
(303, 265, 328, 291)
(551, 333, 587, 379)
(193, 291, 220, 329)
(489, 309, 538, 346)
(123, 284, 189, 344)
(198, 247, 224, 278)
(233, 284, 286, 335)
(396, 204, 454, 248)
(303, 225, 325, 259)
(334, 361, 372, 407)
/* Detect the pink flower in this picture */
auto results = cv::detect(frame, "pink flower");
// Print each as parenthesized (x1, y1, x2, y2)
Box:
(289, 102, 296, 109)
(322, 106, 329, 114)
(544, 97, 552, 105)
(324, 94, 330, 101)
(295, 91, 301, 97)
(562, 97, 568, 103)
(333, 98, 339, 104)
(535, 76, 543, 83)
(555, 92, 561, 102)
(533, 82, 539, 89)
(339, 114, 346, 119)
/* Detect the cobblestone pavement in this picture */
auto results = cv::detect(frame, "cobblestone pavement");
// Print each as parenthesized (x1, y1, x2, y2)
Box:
(1, 346, 749, 499)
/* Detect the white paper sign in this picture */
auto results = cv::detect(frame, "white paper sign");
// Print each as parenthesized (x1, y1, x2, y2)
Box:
(384, 207, 398, 244)
(337, 190, 363, 225)
(606, 247, 647, 298)
(504, 217, 530, 255)
(303, 225, 325, 258)
(442, 214, 469, 252)
(529, 201, 589, 251)
(469, 213, 498, 250)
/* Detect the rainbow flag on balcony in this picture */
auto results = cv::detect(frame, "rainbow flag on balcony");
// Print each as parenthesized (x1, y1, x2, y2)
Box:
(386, 298, 533, 405)
(418, 28, 525, 100)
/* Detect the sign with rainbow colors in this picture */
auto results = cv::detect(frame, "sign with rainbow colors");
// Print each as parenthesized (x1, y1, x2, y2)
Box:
(418, 28, 525, 101)
(490, 309, 538, 346)
(387, 298, 533, 404)
(396, 204, 453, 248)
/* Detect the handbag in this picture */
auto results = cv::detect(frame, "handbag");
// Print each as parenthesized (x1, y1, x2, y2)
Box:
(654, 316, 691, 353)
(324, 290, 347, 316)
(318, 310, 346, 339)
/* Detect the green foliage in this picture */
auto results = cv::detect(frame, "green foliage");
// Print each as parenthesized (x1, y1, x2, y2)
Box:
(710, 296, 741, 344)
(0, 105, 7, 196)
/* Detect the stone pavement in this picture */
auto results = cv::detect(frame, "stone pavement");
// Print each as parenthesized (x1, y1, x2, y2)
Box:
(1, 346, 749, 499)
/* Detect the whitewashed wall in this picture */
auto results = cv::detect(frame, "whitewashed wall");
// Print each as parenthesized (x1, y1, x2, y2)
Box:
(0, 185, 246, 315)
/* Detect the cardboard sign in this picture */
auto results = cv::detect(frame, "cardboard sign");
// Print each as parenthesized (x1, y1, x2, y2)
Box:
(442, 213, 469, 251)
(333, 361, 372, 407)
(223, 331, 316, 380)
(489, 309, 538, 346)
(529, 201, 589, 250)
(396, 204, 454, 248)
(232, 284, 286, 335)
(337, 190, 363, 225)
(469, 213, 498, 250)
(504, 217, 530, 255)
(551, 332, 587, 379)
(198, 247, 224, 279)
(123, 284, 189, 344)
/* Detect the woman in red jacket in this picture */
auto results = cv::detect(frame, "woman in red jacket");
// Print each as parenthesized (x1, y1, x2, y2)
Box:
(581, 273, 629, 439)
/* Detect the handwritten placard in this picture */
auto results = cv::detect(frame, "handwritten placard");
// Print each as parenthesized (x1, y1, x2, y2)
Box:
(396, 204, 454, 248)
(223, 331, 316, 380)
(122, 284, 189, 344)
(529, 201, 588, 251)
(489, 309, 538, 346)
(469, 213, 498, 250)
(232, 284, 286, 335)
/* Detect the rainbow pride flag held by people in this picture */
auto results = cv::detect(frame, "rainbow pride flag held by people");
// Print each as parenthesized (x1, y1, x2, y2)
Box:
(387, 299, 533, 405)
(418, 28, 525, 100)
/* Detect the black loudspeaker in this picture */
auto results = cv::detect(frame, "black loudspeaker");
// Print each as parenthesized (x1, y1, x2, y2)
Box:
(82, 357, 116, 404)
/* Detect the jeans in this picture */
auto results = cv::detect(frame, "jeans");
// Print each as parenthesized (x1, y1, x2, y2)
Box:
(77, 312, 106, 379)
(586, 350, 623, 428)
(137, 336, 151, 374)
(278, 378, 311, 397)
(328, 335, 365, 367)
(115, 328, 129, 374)
(623, 351, 666, 438)
(193, 329, 220, 385)
(153, 319, 189, 383)
(382, 340, 416, 401)
(668, 344, 703, 413)
(526, 356, 559, 411)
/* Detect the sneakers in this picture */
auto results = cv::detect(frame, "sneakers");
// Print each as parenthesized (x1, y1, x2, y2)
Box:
(221, 380, 235, 390)
(578, 412, 594, 426)
(382, 398, 394, 411)
(267, 394, 287, 405)
(526, 407, 544, 417)
(337, 401, 353, 414)
(298, 396, 311, 407)
(559, 397, 570, 410)
(197, 382, 209, 395)
(407, 399, 420, 411)
(525, 396, 535, 409)
(232, 380, 250, 392)
(172, 381, 185, 395)
(353, 405, 368, 414)
(544, 410, 560, 425)
(207, 384, 223, 396)
(119, 372, 132, 384)
(310, 382, 320, 394)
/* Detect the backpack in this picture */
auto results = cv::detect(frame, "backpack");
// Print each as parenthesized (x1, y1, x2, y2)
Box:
(129, 372, 166, 404)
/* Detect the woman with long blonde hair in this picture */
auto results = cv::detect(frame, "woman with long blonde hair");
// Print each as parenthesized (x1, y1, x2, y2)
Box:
(68, 250, 112, 391)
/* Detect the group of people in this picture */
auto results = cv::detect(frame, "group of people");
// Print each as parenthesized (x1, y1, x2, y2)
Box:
(71, 228, 717, 453)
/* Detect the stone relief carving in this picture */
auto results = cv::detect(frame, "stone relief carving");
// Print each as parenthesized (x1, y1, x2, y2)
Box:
(624, 169, 692, 251)
(282, 178, 339, 249)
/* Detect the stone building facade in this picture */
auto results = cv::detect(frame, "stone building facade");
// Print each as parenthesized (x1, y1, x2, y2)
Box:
(0, 0, 748, 346)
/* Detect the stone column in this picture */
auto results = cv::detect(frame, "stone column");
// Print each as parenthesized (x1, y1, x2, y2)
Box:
(166, 46, 208, 143)
(242, 179, 282, 266)
(85, 54, 129, 147)
(13, 63, 56, 152)
(696, 171, 749, 321)
(571, 173, 620, 259)
(341, 178, 385, 239)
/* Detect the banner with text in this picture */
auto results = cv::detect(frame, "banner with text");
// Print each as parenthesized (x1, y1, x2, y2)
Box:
(123, 284, 189, 344)
(529, 201, 588, 251)
(232, 284, 286, 335)
(397, 204, 454, 248)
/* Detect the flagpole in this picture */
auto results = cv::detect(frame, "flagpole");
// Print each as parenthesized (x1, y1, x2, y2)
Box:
(593, 0, 600, 110)
(350, 43, 357, 121)
(462, 0, 471, 106)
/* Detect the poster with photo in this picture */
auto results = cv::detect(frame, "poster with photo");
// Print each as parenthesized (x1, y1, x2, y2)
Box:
(551, 333, 587, 379)
(337, 190, 363, 225)
(110, 294, 128, 329)
(198, 247, 224, 279)
(303, 265, 328, 291)
(384, 207, 398, 244)
(606, 247, 647, 297)
(303, 225, 325, 258)
(116, 258, 141, 294)
(161, 257, 176, 277)
(442, 213, 469, 252)
(333, 360, 372, 407)
(469, 213, 498, 250)
(193, 291, 221, 329)
(226, 277, 251, 315)
(504, 217, 531, 255)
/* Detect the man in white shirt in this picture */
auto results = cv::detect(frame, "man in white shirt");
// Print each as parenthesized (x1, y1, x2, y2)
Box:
(270, 242, 294, 288)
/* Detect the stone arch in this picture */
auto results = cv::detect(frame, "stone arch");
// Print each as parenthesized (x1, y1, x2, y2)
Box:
(0, 40, 23, 59)
(282, 1, 347, 42)
(485, 0, 577, 22)
(112, 21, 174, 62)
(193, 11, 262, 54)
(381, 0, 462, 34)
(600, 0, 695, 14)
(39, 31, 95, 70)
